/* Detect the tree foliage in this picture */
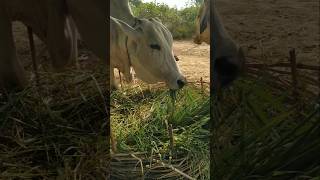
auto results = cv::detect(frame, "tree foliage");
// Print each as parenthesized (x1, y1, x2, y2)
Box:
(129, 0, 201, 39)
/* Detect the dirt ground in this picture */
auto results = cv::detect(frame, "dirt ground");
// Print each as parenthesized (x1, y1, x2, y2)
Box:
(217, 0, 319, 65)
(174, 41, 210, 83)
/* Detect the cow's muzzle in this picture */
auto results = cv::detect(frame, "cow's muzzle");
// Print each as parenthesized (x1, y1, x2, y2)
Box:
(177, 79, 186, 89)
(213, 47, 245, 89)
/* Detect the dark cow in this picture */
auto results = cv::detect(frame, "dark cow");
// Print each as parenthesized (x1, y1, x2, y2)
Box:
(194, 0, 245, 88)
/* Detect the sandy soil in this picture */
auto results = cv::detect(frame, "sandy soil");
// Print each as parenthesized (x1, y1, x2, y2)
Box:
(174, 41, 210, 83)
(217, 0, 319, 65)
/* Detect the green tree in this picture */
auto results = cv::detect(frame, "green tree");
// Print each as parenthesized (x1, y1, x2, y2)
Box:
(130, 1, 200, 39)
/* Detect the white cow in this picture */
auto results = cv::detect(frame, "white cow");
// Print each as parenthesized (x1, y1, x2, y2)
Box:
(194, 0, 245, 87)
(110, 0, 186, 90)
(0, 0, 107, 91)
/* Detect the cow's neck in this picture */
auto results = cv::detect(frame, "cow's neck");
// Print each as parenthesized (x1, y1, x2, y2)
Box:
(213, 7, 238, 57)
(111, 0, 136, 27)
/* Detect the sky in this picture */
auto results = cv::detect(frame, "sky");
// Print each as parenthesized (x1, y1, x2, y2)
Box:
(141, 0, 190, 10)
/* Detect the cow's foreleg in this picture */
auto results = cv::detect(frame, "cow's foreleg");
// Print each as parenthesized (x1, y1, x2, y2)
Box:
(0, 5, 28, 91)
(122, 64, 133, 83)
(110, 67, 118, 90)
(47, 0, 73, 70)
(66, 16, 79, 70)
(27, 26, 40, 87)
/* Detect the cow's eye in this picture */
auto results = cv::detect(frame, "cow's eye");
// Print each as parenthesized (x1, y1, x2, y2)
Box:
(150, 44, 161, 50)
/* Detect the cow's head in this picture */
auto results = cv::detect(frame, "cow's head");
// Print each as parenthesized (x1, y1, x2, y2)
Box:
(213, 45, 245, 89)
(193, 0, 210, 45)
(120, 18, 186, 90)
(194, 0, 245, 88)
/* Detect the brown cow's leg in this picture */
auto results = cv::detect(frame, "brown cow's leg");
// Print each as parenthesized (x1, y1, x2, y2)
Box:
(110, 67, 118, 90)
(46, 0, 73, 70)
(66, 16, 79, 69)
(27, 26, 40, 87)
(0, 4, 27, 91)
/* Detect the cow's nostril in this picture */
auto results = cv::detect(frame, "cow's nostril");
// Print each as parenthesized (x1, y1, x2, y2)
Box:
(177, 79, 185, 89)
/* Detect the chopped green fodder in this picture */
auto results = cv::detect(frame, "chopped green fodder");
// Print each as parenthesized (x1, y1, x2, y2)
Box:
(211, 75, 320, 179)
(111, 84, 210, 179)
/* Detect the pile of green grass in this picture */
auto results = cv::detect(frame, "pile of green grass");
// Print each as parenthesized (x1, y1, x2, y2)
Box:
(0, 70, 109, 179)
(211, 75, 320, 179)
(111, 84, 210, 179)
